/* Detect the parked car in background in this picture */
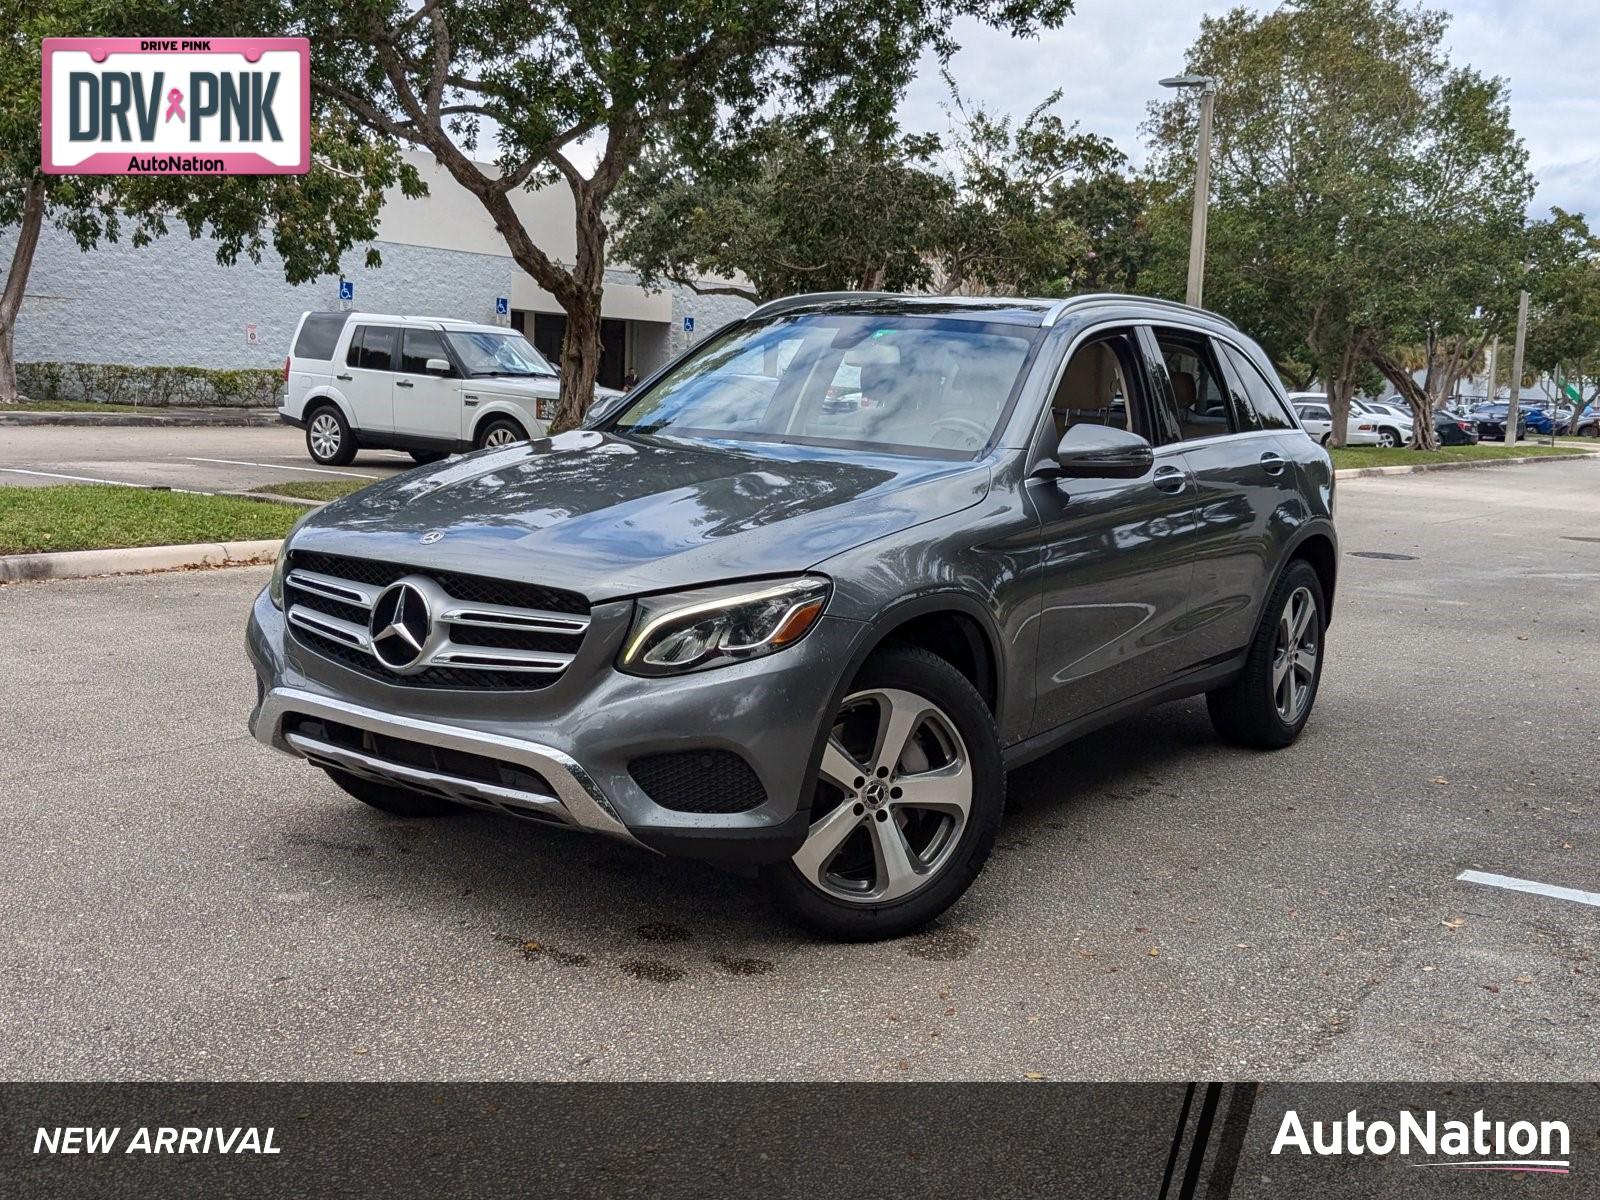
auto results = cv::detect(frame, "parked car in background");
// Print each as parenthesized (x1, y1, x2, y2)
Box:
(1288, 393, 1382, 445)
(1574, 406, 1599, 437)
(1523, 406, 1559, 436)
(1467, 402, 1528, 441)
(280, 310, 621, 466)
(1352, 398, 1413, 447)
(1433, 408, 1479, 446)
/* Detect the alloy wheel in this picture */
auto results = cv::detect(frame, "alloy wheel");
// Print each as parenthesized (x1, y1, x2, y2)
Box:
(483, 425, 521, 448)
(1271, 585, 1318, 723)
(309, 413, 342, 460)
(791, 687, 972, 905)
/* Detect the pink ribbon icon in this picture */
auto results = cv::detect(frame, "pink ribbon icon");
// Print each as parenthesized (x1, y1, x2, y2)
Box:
(164, 88, 185, 123)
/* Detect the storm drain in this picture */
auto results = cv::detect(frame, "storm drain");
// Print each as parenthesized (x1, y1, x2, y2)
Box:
(1349, 551, 1419, 561)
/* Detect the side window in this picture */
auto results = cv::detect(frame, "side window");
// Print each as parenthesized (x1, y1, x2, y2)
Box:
(356, 326, 399, 372)
(1218, 342, 1294, 431)
(344, 326, 364, 368)
(1048, 332, 1148, 441)
(294, 313, 347, 360)
(1152, 329, 1234, 441)
(1298, 405, 1331, 422)
(402, 329, 451, 374)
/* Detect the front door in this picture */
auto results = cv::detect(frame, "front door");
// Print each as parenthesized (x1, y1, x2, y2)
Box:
(392, 327, 463, 442)
(1028, 328, 1201, 734)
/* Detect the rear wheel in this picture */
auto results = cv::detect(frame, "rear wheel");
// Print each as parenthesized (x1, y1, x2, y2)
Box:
(765, 647, 1003, 941)
(1378, 427, 1401, 448)
(1207, 559, 1326, 749)
(475, 417, 527, 450)
(306, 404, 357, 466)
(322, 768, 458, 817)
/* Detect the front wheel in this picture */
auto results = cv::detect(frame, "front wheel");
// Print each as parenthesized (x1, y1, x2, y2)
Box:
(475, 417, 528, 450)
(1378, 427, 1401, 448)
(765, 647, 1004, 941)
(1206, 559, 1326, 749)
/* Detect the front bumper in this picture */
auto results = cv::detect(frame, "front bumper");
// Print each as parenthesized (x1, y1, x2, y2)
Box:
(247, 588, 855, 864)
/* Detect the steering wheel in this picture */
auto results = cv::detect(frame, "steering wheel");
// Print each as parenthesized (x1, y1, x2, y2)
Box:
(927, 415, 990, 449)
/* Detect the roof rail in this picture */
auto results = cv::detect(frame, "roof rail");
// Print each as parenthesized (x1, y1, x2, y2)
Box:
(747, 291, 896, 320)
(1040, 293, 1238, 330)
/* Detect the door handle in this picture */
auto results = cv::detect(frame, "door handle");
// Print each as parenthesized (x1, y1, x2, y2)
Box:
(335, 373, 352, 381)
(1260, 452, 1287, 475)
(395, 379, 414, 388)
(1152, 464, 1187, 494)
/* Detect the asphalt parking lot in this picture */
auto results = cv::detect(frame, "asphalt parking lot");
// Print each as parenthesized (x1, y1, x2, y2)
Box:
(0, 424, 415, 493)
(2, 460, 1596, 1082)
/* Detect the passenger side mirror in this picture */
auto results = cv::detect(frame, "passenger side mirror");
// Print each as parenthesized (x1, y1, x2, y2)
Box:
(1052, 423, 1154, 480)
(425, 357, 452, 375)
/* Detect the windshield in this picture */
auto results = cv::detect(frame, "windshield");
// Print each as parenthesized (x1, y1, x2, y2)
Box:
(608, 314, 1039, 457)
(445, 330, 557, 378)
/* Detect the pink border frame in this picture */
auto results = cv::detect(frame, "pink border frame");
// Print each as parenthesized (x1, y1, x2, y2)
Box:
(41, 37, 310, 175)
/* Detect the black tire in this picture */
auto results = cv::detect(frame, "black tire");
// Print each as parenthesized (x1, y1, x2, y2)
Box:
(475, 416, 528, 450)
(1207, 559, 1326, 750)
(408, 449, 447, 464)
(322, 768, 459, 817)
(1378, 427, 1401, 448)
(305, 403, 358, 466)
(1319, 432, 1331, 446)
(764, 646, 1004, 941)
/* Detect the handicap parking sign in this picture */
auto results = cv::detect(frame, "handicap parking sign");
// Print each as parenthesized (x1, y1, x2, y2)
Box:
(338, 279, 354, 302)
(496, 296, 509, 316)
(683, 316, 695, 332)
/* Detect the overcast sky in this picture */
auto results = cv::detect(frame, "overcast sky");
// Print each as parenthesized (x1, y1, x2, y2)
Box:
(896, 0, 1598, 220)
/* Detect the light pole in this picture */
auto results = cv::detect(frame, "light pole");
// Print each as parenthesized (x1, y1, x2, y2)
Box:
(1160, 74, 1220, 308)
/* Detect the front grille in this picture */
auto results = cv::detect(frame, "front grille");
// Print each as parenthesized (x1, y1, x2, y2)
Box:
(629, 750, 768, 814)
(284, 550, 590, 691)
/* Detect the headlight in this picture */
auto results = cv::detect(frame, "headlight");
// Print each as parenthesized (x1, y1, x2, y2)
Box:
(267, 511, 314, 609)
(619, 577, 831, 676)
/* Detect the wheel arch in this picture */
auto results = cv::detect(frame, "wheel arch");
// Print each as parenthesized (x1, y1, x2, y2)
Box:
(302, 391, 359, 431)
(471, 403, 537, 446)
(843, 592, 1004, 721)
(1284, 528, 1338, 626)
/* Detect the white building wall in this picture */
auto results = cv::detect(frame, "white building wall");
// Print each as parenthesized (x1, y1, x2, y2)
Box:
(1, 150, 752, 375)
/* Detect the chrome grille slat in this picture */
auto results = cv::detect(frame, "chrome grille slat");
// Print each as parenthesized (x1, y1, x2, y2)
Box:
(285, 568, 378, 609)
(288, 605, 371, 650)
(283, 552, 589, 690)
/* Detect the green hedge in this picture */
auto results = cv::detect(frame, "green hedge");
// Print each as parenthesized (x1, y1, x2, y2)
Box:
(16, 361, 282, 409)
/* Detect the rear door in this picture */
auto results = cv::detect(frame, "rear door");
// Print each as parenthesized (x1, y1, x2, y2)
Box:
(392, 327, 462, 442)
(340, 325, 399, 433)
(1026, 327, 1201, 734)
(1145, 325, 1296, 665)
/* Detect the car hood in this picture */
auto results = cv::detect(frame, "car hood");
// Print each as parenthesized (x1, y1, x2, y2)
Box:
(467, 376, 622, 402)
(291, 430, 991, 601)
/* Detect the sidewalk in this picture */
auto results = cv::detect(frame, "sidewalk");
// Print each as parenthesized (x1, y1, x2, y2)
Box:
(0, 407, 279, 428)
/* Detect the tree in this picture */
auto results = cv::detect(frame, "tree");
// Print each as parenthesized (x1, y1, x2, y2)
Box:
(1, 1, 417, 403)
(214, 0, 1074, 431)
(1522, 208, 1600, 415)
(1145, 0, 1531, 448)
(613, 123, 951, 305)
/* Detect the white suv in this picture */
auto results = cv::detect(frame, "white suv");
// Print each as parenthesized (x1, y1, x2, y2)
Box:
(279, 311, 619, 465)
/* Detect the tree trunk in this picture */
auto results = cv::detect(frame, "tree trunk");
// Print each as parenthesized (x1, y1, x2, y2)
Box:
(0, 178, 47, 404)
(548, 192, 609, 435)
(1369, 347, 1439, 450)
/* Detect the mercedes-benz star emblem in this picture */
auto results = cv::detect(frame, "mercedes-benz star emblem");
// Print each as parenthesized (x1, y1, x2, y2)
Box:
(420, 530, 444, 545)
(368, 581, 432, 670)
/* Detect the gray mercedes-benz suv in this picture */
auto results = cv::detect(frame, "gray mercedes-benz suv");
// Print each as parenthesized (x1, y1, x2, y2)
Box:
(248, 292, 1337, 939)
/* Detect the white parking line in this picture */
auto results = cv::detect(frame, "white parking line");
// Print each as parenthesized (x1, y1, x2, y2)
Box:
(1457, 870, 1600, 909)
(184, 457, 380, 479)
(0, 467, 205, 495)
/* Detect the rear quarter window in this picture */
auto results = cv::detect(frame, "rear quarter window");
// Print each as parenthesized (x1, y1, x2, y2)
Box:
(292, 313, 348, 361)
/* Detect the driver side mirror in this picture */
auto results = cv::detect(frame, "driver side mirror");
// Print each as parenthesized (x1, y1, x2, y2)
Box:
(1046, 423, 1155, 480)
(424, 357, 452, 375)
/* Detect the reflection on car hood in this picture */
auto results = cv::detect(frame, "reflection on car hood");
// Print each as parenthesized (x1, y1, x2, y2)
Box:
(467, 376, 622, 402)
(293, 431, 991, 601)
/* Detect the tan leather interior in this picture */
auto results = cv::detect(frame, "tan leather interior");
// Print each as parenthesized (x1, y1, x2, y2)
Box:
(1053, 342, 1127, 437)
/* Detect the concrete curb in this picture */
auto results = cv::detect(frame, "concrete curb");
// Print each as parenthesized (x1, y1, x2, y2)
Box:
(1335, 450, 1600, 480)
(0, 538, 282, 583)
(0, 408, 279, 428)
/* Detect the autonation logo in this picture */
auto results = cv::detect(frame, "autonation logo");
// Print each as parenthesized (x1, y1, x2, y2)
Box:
(1272, 1108, 1571, 1175)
